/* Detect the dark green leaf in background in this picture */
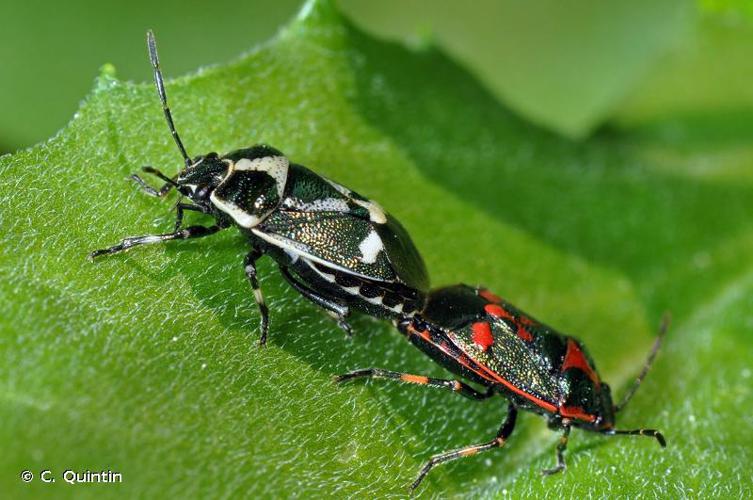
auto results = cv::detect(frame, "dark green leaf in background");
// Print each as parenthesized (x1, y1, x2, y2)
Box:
(1, 0, 752, 498)
(342, 0, 693, 138)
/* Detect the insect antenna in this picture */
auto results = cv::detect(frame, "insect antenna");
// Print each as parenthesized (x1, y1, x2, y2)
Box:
(614, 312, 671, 413)
(146, 30, 192, 167)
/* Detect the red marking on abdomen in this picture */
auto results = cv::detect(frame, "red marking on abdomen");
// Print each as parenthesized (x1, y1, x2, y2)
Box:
(471, 322, 494, 352)
(560, 404, 597, 422)
(479, 289, 502, 303)
(484, 303, 512, 320)
(562, 339, 600, 386)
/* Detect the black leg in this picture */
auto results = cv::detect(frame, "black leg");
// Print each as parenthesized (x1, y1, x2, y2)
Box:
(411, 404, 518, 491)
(244, 249, 270, 347)
(606, 428, 666, 447)
(335, 368, 494, 401)
(130, 166, 177, 197)
(174, 202, 206, 231)
(542, 426, 570, 475)
(88, 225, 221, 259)
(279, 266, 352, 335)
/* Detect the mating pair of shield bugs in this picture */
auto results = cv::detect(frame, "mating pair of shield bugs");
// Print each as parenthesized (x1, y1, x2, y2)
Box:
(90, 31, 668, 490)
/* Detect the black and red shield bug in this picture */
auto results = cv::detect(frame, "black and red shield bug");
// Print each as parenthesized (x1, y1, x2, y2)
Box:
(337, 284, 669, 490)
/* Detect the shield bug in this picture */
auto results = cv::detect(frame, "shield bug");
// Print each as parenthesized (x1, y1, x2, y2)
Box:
(89, 31, 429, 345)
(337, 284, 668, 490)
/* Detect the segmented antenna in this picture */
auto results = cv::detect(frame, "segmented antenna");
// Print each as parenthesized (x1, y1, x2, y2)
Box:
(615, 313, 671, 413)
(146, 30, 191, 167)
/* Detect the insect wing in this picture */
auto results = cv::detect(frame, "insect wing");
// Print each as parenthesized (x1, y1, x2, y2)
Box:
(258, 210, 395, 280)
(448, 311, 561, 410)
(422, 285, 560, 410)
(256, 164, 428, 289)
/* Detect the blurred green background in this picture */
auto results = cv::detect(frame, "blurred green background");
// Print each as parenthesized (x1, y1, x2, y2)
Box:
(2, 0, 753, 498)
(4, 0, 750, 152)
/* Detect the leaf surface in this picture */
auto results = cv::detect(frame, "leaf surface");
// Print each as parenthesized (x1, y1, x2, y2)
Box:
(1, 1, 751, 497)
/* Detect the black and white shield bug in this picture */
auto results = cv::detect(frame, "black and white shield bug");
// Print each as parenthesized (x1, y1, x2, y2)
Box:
(89, 31, 429, 345)
(338, 284, 668, 490)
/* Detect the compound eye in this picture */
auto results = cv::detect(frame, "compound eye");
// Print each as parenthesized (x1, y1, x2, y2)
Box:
(195, 186, 211, 200)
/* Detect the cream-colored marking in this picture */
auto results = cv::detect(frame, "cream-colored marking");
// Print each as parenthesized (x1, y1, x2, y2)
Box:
(342, 286, 360, 295)
(363, 295, 384, 306)
(353, 199, 387, 224)
(232, 155, 289, 198)
(392, 303, 404, 314)
(253, 288, 265, 305)
(324, 178, 351, 196)
(318, 269, 336, 283)
(209, 156, 288, 228)
(359, 230, 383, 264)
(283, 248, 300, 263)
(283, 197, 350, 213)
(210, 192, 264, 228)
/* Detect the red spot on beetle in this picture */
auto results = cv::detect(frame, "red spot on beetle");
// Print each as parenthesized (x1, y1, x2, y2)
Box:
(517, 327, 534, 342)
(472, 322, 494, 352)
(562, 339, 600, 386)
(479, 289, 502, 303)
(484, 303, 512, 320)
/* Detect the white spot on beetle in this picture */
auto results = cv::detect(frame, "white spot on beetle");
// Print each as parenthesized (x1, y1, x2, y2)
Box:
(354, 199, 387, 224)
(363, 295, 384, 305)
(359, 230, 384, 264)
(210, 193, 263, 228)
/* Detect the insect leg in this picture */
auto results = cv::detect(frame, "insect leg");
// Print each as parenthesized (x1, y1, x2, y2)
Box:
(335, 368, 494, 401)
(279, 266, 352, 336)
(88, 225, 221, 259)
(411, 404, 518, 491)
(607, 428, 666, 447)
(244, 249, 270, 347)
(130, 166, 177, 197)
(541, 426, 570, 475)
(174, 202, 207, 231)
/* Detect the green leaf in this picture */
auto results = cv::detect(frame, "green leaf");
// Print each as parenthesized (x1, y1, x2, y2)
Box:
(1, 0, 751, 497)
